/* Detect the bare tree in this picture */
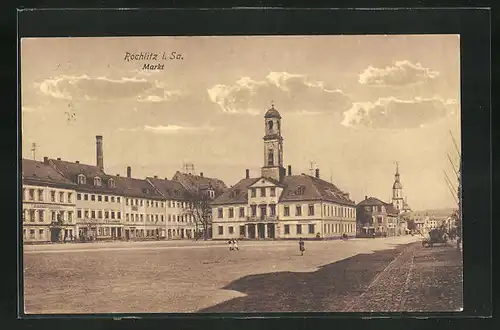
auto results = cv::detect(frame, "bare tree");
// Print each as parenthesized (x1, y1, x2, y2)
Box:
(182, 192, 212, 240)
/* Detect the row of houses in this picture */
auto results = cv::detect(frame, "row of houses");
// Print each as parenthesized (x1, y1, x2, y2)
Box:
(22, 105, 411, 243)
(21, 138, 227, 243)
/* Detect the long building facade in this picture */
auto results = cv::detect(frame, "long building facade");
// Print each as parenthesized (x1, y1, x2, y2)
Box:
(21, 136, 227, 244)
(211, 106, 357, 240)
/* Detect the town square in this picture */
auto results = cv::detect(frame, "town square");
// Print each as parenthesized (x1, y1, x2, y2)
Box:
(21, 35, 462, 314)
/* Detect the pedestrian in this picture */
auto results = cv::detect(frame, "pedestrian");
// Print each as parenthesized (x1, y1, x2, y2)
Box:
(299, 237, 305, 256)
(228, 239, 233, 251)
(233, 239, 239, 251)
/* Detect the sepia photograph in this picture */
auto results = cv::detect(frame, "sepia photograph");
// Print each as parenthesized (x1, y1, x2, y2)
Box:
(20, 35, 463, 314)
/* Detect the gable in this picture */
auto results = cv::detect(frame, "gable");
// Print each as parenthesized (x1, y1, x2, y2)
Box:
(249, 177, 281, 188)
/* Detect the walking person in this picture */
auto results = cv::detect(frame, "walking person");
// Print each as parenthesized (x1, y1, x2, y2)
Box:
(233, 239, 239, 251)
(228, 239, 233, 251)
(299, 237, 305, 256)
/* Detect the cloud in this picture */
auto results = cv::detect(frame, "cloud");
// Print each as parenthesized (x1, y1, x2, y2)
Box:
(118, 124, 217, 134)
(341, 96, 458, 130)
(207, 72, 351, 115)
(359, 60, 439, 86)
(35, 75, 182, 102)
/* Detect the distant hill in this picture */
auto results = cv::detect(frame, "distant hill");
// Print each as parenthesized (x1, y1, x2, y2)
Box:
(412, 208, 455, 217)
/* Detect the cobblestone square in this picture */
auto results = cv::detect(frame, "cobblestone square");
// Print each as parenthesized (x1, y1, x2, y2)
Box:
(23, 236, 462, 314)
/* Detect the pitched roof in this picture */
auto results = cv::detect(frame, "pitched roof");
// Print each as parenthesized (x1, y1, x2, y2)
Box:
(211, 178, 259, 205)
(280, 175, 355, 204)
(111, 175, 164, 200)
(49, 159, 119, 194)
(22, 159, 76, 188)
(357, 197, 387, 207)
(211, 174, 355, 206)
(384, 203, 399, 216)
(147, 177, 190, 201)
(172, 171, 228, 195)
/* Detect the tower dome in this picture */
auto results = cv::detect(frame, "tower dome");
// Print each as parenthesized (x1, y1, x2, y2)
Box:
(264, 105, 282, 119)
(393, 181, 402, 189)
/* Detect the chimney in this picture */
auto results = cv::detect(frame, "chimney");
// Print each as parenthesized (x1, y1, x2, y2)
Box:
(315, 168, 320, 178)
(245, 169, 249, 179)
(43, 157, 49, 165)
(75, 161, 79, 164)
(116, 174, 120, 177)
(154, 175, 158, 179)
(57, 157, 61, 160)
(200, 172, 203, 177)
(165, 177, 168, 180)
(96, 135, 104, 171)
(365, 195, 368, 200)
(287, 165, 292, 176)
(127, 166, 131, 178)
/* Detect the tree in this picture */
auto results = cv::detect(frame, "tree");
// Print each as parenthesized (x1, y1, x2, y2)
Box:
(182, 192, 212, 240)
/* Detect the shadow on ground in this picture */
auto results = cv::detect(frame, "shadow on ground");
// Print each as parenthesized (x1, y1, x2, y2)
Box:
(199, 242, 413, 312)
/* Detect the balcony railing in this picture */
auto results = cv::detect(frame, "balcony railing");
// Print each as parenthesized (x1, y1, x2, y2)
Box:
(246, 215, 278, 222)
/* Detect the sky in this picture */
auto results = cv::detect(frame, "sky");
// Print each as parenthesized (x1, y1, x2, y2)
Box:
(20, 35, 461, 210)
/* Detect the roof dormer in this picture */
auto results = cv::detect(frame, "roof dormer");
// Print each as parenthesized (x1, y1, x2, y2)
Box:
(77, 174, 86, 185)
(94, 176, 102, 187)
(108, 178, 115, 188)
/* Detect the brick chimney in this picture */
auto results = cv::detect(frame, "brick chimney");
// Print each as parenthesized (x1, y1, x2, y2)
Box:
(96, 135, 104, 171)
(245, 169, 249, 179)
(127, 166, 131, 178)
(315, 168, 320, 179)
(287, 165, 292, 176)
(365, 195, 368, 200)
(43, 157, 49, 165)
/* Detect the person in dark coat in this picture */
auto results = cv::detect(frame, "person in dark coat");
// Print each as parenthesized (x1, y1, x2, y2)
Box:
(299, 237, 305, 256)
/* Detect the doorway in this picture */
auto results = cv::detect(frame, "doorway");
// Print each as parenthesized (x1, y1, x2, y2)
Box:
(267, 224, 275, 239)
(258, 223, 265, 239)
(247, 224, 256, 239)
(50, 228, 61, 242)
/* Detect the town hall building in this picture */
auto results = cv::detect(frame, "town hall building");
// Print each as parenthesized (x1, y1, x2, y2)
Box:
(211, 105, 357, 240)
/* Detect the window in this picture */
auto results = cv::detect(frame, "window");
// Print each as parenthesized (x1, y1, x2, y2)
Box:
(91, 195, 95, 201)
(68, 212, 73, 222)
(50, 191, 55, 202)
(155, 201, 159, 207)
(309, 224, 315, 234)
(147, 201, 150, 207)
(91, 211, 96, 218)
(155, 215, 158, 222)
(218, 208, 223, 218)
(104, 211, 109, 219)
(37, 189, 43, 201)
(284, 225, 290, 234)
(29, 210, 35, 222)
(126, 214, 129, 221)
(161, 215, 164, 222)
(270, 187, 276, 197)
(111, 196, 115, 203)
(111, 211, 115, 219)
(77, 210, 82, 218)
(251, 205, 257, 217)
(94, 177, 101, 186)
(218, 226, 223, 235)
(268, 149, 274, 166)
(59, 192, 64, 203)
(77, 193, 82, 200)
(68, 193, 72, 203)
(268, 120, 273, 131)
(296, 224, 302, 234)
(284, 206, 290, 216)
(140, 200, 143, 206)
(228, 208, 234, 218)
(251, 188, 256, 197)
(52, 211, 56, 221)
(238, 207, 245, 218)
(117, 197, 121, 203)
(296, 205, 302, 216)
(23, 229, 26, 239)
(84, 210, 89, 219)
(240, 225, 245, 236)
(260, 187, 266, 197)
(108, 179, 115, 188)
(147, 214, 150, 222)
(105, 196, 109, 203)
(229, 226, 234, 234)
(98, 210, 102, 219)
(308, 204, 315, 216)
(140, 214, 143, 222)
(38, 210, 44, 222)
(98, 195, 102, 202)
(30, 229, 35, 239)
(270, 204, 276, 216)
(296, 186, 304, 195)
(78, 174, 86, 184)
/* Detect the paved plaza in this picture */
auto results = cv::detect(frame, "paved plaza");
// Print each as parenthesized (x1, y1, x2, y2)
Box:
(22, 236, 462, 314)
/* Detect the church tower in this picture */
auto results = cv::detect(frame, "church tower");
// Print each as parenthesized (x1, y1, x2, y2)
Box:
(392, 162, 404, 212)
(261, 103, 285, 182)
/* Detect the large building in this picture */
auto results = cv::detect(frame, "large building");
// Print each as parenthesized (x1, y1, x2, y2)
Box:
(211, 105, 357, 240)
(22, 159, 77, 243)
(356, 196, 399, 236)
